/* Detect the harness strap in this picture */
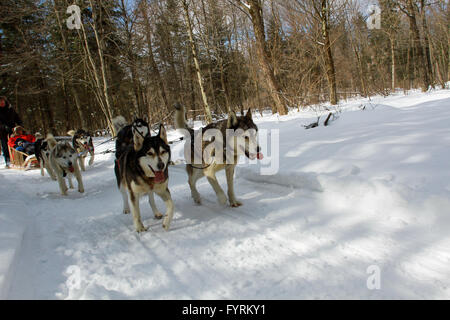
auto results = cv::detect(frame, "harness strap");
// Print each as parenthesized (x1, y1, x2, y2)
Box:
(188, 163, 212, 170)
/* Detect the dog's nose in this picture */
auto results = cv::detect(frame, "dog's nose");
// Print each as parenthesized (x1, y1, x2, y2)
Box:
(68, 161, 73, 166)
(157, 161, 165, 171)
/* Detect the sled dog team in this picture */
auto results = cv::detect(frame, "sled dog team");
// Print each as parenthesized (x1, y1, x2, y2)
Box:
(35, 129, 94, 195)
(37, 104, 263, 233)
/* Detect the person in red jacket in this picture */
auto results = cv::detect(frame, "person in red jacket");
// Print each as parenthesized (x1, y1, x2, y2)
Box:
(8, 126, 36, 154)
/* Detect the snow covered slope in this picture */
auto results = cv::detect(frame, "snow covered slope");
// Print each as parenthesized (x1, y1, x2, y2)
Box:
(1, 89, 449, 299)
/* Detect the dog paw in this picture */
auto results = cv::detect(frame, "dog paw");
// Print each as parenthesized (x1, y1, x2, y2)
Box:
(154, 212, 163, 220)
(230, 200, 243, 208)
(78, 187, 84, 193)
(192, 195, 202, 205)
(135, 223, 148, 233)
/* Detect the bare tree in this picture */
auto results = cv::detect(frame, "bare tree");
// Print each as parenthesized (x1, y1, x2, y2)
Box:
(235, 0, 289, 114)
(183, 0, 213, 123)
(396, 0, 431, 91)
(285, 0, 340, 105)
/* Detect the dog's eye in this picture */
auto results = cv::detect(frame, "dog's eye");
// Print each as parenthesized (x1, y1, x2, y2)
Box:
(148, 152, 155, 157)
(161, 150, 166, 155)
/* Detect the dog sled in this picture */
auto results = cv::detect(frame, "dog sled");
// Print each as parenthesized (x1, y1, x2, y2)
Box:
(6, 133, 39, 170)
(7, 144, 39, 170)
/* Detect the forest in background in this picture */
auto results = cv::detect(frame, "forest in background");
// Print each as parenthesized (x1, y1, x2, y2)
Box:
(0, 0, 448, 135)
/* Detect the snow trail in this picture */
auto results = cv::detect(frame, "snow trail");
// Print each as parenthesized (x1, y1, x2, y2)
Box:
(1, 89, 450, 299)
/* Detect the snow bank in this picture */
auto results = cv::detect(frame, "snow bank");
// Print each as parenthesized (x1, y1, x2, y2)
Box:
(237, 167, 323, 192)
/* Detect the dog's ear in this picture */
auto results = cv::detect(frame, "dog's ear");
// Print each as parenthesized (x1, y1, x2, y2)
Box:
(245, 108, 252, 120)
(227, 111, 238, 128)
(158, 124, 168, 144)
(143, 114, 149, 123)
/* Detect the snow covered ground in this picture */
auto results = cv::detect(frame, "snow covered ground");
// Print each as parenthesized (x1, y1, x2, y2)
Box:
(1, 88, 449, 299)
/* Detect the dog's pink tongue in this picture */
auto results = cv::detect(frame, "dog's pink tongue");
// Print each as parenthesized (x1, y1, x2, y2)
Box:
(154, 171, 165, 183)
(257, 153, 264, 160)
(68, 166, 75, 173)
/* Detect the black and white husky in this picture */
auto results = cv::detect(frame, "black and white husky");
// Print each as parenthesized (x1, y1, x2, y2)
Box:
(113, 116, 150, 160)
(67, 129, 95, 171)
(46, 134, 85, 196)
(113, 116, 174, 233)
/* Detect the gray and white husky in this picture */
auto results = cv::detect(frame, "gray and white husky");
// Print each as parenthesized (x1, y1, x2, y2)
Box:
(174, 103, 263, 207)
(114, 117, 174, 233)
(46, 134, 85, 196)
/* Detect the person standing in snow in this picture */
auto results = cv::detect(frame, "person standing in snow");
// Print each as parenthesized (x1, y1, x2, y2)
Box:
(0, 96, 23, 168)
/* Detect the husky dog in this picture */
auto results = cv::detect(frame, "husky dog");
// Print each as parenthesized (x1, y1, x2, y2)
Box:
(46, 134, 85, 196)
(35, 136, 57, 180)
(174, 103, 263, 207)
(67, 129, 94, 171)
(114, 123, 174, 233)
(113, 116, 150, 160)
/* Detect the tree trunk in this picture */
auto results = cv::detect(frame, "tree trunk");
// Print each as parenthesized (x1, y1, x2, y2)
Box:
(406, 0, 430, 92)
(321, 0, 338, 105)
(121, 0, 144, 116)
(406, 34, 413, 90)
(219, 59, 231, 113)
(420, 0, 434, 87)
(78, 3, 115, 135)
(245, 0, 288, 115)
(54, 0, 87, 129)
(140, 1, 170, 113)
(37, 73, 55, 133)
(349, 30, 367, 96)
(182, 0, 213, 123)
(390, 37, 396, 91)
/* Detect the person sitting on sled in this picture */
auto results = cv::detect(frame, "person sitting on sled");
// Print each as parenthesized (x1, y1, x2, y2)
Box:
(8, 126, 37, 155)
